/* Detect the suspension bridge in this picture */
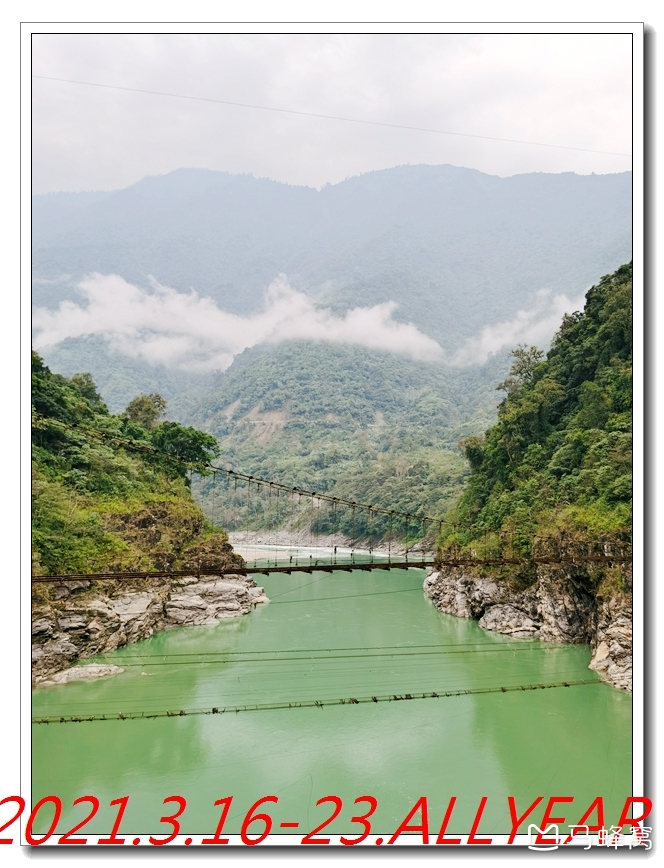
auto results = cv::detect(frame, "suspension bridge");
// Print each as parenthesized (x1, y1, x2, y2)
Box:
(31, 431, 629, 727)
(32, 464, 630, 585)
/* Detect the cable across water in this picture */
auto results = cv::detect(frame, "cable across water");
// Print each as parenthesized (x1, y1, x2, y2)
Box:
(32, 679, 599, 725)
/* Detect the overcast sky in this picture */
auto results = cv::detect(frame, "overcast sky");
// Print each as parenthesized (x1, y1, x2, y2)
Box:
(32, 33, 632, 194)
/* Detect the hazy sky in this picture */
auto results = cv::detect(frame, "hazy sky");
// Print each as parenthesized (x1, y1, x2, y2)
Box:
(32, 32, 632, 194)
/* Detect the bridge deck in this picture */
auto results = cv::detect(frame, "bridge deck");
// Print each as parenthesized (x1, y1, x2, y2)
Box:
(31, 553, 629, 583)
(32, 561, 435, 582)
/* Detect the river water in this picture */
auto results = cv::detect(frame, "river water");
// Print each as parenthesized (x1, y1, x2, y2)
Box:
(32, 554, 631, 838)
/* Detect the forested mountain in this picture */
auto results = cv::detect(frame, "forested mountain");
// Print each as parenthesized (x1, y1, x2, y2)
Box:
(34, 165, 631, 412)
(41, 334, 216, 417)
(31, 353, 239, 576)
(188, 342, 506, 527)
(443, 263, 633, 555)
(33, 166, 632, 534)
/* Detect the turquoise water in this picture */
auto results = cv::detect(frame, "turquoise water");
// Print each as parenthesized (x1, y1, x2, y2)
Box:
(32, 560, 631, 837)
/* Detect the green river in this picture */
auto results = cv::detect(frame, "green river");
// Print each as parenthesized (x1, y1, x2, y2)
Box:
(32, 554, 631, 839)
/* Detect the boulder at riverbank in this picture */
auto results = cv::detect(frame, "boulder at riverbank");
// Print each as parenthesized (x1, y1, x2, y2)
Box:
(37, 663, 125, 686)
(32, 575, 269, 684)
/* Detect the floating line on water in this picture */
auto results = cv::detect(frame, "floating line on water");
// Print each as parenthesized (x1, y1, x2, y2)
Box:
(269, 575, 330, 599)
(32, 679, 599, 724)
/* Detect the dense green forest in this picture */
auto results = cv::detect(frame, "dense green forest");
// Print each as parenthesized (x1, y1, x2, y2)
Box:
(31, 353, 238, 576)
(188, 342, 504, 531)
(442, 263, 632, 557)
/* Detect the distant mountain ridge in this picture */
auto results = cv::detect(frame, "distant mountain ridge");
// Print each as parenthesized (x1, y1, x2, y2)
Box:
(33, 164, 631, 348)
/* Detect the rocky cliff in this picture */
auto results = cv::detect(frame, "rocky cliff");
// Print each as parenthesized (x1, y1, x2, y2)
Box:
(32, 575, 269, 684)
(423, 554, 632, 691)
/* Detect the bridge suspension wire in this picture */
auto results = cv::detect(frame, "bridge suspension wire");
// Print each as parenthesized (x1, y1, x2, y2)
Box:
(214, 464, 456, 533)
(368, 507, 373, 563)
(388, 513, 392, 563)
(31, 414, 505, 536)
(32, 679, 598, 725)
(32, 416, 632, 576)
(275, 486, 280, 567)
(316, 496, 321, 555)
(351, 503, 356, 563)
(333, 499, 337, 564)
(34, 552, 629, 583)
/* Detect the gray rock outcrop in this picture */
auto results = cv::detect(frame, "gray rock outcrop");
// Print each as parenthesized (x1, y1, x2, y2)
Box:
(165, 576, 269, 625)
(588, 592, 632, 691)
(32, 575, 268, 684)
(424, 563, 631, 691)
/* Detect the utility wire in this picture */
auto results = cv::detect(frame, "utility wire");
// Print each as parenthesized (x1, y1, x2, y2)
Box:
(89, 645, 567, 667)
(270, 587, 422, 604)
(113, 639, 541, 655)
(32, 74, 631, 158)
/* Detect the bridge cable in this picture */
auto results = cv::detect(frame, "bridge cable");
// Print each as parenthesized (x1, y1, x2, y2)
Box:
(32, 680, 599, 725)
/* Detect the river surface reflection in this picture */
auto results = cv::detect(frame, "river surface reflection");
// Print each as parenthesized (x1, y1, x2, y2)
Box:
(32, 551, 631, 836)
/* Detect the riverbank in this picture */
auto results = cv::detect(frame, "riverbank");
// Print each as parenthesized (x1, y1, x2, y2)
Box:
(423, 553, 632, 691)
(32, 575, 269, 684)
(228, 530, 434, 557)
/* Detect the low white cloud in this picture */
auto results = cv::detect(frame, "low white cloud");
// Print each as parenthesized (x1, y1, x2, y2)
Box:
(450, 288, 586, 366)
(32, 273, 444, 370)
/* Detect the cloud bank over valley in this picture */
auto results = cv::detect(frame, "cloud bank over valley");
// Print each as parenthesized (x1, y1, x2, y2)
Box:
(33, 272, 585, 373)
(32, 273, 445, 371)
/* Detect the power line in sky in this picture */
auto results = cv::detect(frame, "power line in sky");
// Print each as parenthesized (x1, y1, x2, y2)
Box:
(32, 74, 632, 159)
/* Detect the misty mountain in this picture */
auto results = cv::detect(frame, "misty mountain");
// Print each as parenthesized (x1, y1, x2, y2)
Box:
(33, 164, 631, 353)
(32, 165, 632, 521)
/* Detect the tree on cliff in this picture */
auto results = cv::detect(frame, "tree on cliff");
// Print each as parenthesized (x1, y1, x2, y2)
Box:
(124, 393, 167, 430)
(496, 345, 544, 395)
(442, 262, 632, 554)
(151, 421, 220, 476)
